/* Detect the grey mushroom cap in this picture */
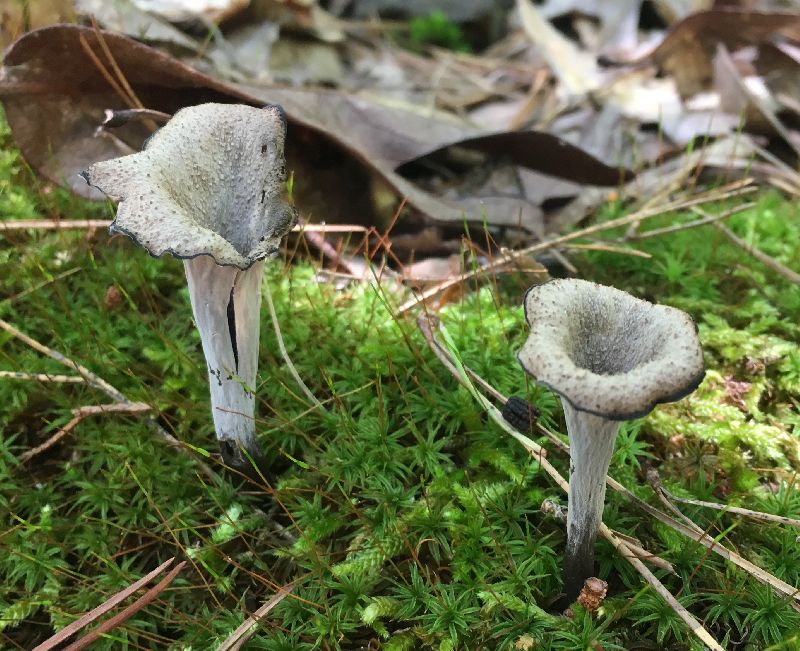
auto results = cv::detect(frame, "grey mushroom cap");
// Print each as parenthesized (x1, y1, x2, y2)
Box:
(82, 103, 297, 269)
(518, 279, 705, 420)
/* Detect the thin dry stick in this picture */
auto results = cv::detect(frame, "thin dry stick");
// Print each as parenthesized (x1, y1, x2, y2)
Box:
(0, 318, 215, 480)
(78, 34, 136, 110)
(0, 318, 126, 401)
(617, 536, 676, 575)
(400, 181, 756, 312)
(0, 219, 113, 231)
(62, 562, 187, 651)
(217, 585, 295, 651)
(599, 525, 723, 649)
(90, 17, 145, 110)
(647, 470, 709, 535)
(20, 402, 151, 463)
(298, 220, 362, 277)
(708, 219, 800, 285)
(2, 268, 81, 306)
(560, 243, 652, 258)
(33, 558, 176, 651)
(654, 480, 800, 529)
(0, 371, 86, 383)
(262, 280, 325, 411)
(103, 107, 171, 127)
(610, 474, 800, 609)
(627, 202, 756, 241)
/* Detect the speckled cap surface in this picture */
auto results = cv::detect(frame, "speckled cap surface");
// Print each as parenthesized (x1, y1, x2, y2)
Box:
(82, 103, 297, 268)
(518, 279, 705, 420)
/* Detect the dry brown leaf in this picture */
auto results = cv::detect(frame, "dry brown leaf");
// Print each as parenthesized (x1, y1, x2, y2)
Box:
(0, 24, 629, 234)
(641, 9, 800, 95)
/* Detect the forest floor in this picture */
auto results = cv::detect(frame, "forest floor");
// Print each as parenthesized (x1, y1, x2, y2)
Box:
(2, 107, 800, 650)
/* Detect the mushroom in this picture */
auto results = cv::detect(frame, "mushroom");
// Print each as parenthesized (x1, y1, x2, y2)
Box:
(81, 103, 297, 477)
(517, 278, 704, 600)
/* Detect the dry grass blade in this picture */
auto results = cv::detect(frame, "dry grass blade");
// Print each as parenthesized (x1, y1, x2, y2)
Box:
(77, 32, 136, 111)
(262, 281, 325, 411)
(0, 317, 215, 479)
(647, 469, 706, 535)
(648, 469, 800, 528)
(216, 585, 295, 651)
(19, 402, 152, 463)
(627, 202, 756, 240)
(709, 219, 800, 285)
(416, 315, 723, 650)
(0, 219, 113, 231)
(0, 317, 127, 401)
(599, 526, 720, 647)
(560, 243, 652, 258)
(33, 558, 176, 651)
(2, 268, 81, 306)
(0, 371, 86, 383)
(611, 477, 800, 611)
(62, 561, 187, 651)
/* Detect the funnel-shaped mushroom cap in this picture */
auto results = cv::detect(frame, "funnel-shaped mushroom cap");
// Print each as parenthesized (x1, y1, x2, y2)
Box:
(518, 279, 704, 420)
(82, 103, 297, 269)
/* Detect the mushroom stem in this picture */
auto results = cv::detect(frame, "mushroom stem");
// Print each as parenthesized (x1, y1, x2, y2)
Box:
(184, 256, 267, 477)
(562, 402, 620, 600)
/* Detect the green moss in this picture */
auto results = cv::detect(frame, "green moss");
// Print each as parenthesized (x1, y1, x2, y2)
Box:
(649, 371, 797, 467)
(2, 105, 800, 650)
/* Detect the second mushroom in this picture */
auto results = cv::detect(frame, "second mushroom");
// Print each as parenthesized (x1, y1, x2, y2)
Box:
(517, 279, 705, 601)
(82, 103, 297, 478)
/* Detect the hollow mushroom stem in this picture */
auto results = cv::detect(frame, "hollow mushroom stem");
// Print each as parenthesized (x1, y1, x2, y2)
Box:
(516, 278, 705, 603)
(81, 103, 298, 483)
(184, 256, 266, 476)
(561, 404, 620, 600)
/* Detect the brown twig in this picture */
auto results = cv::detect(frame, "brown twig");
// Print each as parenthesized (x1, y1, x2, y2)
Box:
(103, 108, 171, 128)
(78, 33, 135, 111)
(707, 217, 800, 285)
(560, 243, 652, 258)
(650, 473, 800, 529)
(217, 585, 295, 651)
(1, 268, 82, 306)
(0, 318, 215, 480)
(62, 561, 187, 651)
(33, 558, 176, 651)
(0, 371, 86, 384)
(626, 202, 756, 241)
(262, 281, 325, 411)
(647, 469, 710, 535)
(297, 219, 363, 276)
(20, 402, 151, 463)
(0, 219, 113, 231)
